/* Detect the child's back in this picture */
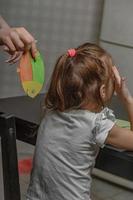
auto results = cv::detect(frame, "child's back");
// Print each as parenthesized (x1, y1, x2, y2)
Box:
(27, 108, 115, 200)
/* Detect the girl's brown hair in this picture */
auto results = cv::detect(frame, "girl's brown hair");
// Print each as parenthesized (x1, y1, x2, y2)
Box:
(45, 43, 113, 111)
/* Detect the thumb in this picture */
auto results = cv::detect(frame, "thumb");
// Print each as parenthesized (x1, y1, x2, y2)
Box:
(121, 77, 126, 88)
(31, 40, 37, 59)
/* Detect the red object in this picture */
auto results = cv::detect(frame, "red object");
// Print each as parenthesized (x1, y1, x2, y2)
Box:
(18, 158, 33, 174)
(67, 49, 76, 57)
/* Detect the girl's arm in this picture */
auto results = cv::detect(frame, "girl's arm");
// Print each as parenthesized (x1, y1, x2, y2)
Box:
(106, 66, 133, 150)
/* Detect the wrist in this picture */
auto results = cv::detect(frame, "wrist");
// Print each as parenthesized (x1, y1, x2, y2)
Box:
(123, 96, 133, 105)
(0, 16, 9, 29)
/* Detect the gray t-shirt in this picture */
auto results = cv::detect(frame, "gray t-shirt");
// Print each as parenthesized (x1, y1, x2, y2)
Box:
(27, 107, 115, 200)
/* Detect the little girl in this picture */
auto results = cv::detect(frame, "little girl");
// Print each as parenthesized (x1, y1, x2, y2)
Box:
(27, 43, 133, 200)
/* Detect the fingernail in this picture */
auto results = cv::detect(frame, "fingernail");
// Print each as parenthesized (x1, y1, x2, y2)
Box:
(5, 59, 10, 63)
(34, 50, 38, 59)
(17, 68, 20, 73)
(114, 91, 117, 96)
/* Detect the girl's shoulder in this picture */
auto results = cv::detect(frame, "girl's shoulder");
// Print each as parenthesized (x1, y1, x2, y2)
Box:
(92, 107, 116, 147)
(95, 107, 116, 122)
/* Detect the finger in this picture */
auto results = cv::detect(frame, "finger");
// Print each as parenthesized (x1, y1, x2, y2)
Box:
(3, 45, 18, 57)
(3, 47, 17, 57)
(15, 27, 34, 47)
(3, 45, 9, 52)
(30, 41, 38, 58)
(5, 51, 22, 64)
(121, 77, 126, 87)
(112, 66, 121, 85)
(9, 51, 23, 64)
(4, 36, 16, 53)
(9, 52, 23, 64)
(5, 52, 18, 63)
(10, 30, 25, 51)
(0, 45, 10, 53)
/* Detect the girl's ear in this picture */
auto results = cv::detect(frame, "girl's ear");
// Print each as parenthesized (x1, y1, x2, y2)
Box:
(100, 84, 106, 101)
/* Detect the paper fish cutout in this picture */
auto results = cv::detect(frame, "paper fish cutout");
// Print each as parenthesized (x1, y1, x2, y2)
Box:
(18, 51, 45, 98)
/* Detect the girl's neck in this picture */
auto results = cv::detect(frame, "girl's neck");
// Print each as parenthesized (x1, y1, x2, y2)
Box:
(82, 102, 104, 113)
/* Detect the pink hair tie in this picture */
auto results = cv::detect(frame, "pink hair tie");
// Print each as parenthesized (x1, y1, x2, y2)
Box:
(67, 49, 76, 57)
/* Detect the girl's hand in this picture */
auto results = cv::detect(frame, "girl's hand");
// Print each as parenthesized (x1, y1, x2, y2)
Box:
(112, 66, 133, 104)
